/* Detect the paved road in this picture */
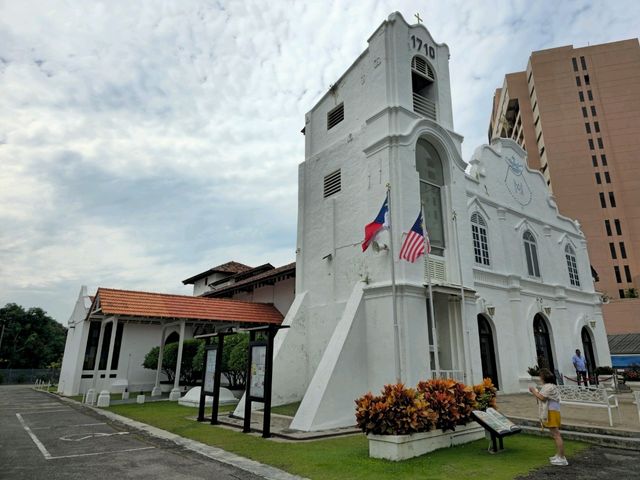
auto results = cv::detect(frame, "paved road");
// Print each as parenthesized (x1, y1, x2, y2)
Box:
(0, 385, 262, 480)
(516, 444, 640, 479)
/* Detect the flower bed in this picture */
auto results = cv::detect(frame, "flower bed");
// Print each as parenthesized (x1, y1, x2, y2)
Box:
(355, 378, 497, 460)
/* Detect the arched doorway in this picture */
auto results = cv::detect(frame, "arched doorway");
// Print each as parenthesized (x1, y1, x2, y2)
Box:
(581, 327, 596, 379)
(533, 314, 555, 372)
(165, 331, 180, 345)
(478, 315, 499, 389)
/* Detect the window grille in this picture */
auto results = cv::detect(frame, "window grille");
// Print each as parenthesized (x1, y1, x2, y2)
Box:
(323, 169, 341, 198)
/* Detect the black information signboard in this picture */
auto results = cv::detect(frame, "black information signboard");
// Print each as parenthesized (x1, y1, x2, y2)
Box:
(242, 324, 288, 438)
(472, 408, 522, 453)
(204, 347, 217, 394)
(249, 343, 267, 400)
(197, 333, 229, 425)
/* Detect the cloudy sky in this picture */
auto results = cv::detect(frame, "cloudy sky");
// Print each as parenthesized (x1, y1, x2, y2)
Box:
(1, 0, 638, 324)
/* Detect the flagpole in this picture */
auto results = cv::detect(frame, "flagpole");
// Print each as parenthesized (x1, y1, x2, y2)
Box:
(386, 184, 402, 384)
(421, 205, 440, 377)
(452, 210, 473, 383)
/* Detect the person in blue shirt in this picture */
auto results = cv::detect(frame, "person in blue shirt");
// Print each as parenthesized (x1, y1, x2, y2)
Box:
(572, 349, 588, 386)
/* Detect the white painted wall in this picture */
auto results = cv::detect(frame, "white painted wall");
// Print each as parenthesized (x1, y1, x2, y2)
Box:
(226, 277, 295, 315)
(63, 316, 198, 396)
(58, 286, 92, 396)
(467, 140, 609, 392)
(192, 272, 230, 296)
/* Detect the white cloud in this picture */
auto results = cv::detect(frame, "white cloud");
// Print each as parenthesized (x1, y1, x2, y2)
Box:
(1, 0, 638, 322)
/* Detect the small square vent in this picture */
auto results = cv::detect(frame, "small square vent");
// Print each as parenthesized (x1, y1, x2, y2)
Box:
(323, 169, 341, 198)
(327, 103, 344, 130)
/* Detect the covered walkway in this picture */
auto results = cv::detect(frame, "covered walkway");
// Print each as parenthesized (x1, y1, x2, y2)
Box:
(82, 287, 283, 401)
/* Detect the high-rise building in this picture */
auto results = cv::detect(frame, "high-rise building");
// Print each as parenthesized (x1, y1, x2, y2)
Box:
(489, 39, 640, 334)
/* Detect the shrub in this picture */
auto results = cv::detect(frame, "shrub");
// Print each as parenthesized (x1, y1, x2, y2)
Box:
(473, 378, 498, 411)
(193, 334, 249, 388)
(527, 365, 540, 376)
(623, 366, 640, 382)
(355, 378, 499, 436)
(355, 383, 437, 435)
(143, 339, 204, 385)
(594, 366, 614, 376)
(417, 379, 475, 432)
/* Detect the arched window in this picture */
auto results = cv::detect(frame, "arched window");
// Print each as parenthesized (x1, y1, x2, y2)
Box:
(416, 139, 444, 256)
(523, 230, 540, 277)
(471, 212, 490, 266)
(565, 244, 580, 287)
(165, 331, 180, 345)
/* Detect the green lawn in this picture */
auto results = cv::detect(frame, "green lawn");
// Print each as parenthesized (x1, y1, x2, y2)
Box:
(269, 401, 300, 417)
(107, 401, 587, 480)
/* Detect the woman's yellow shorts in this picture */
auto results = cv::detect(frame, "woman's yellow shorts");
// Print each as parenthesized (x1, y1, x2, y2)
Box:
(543, 410, 561, 428)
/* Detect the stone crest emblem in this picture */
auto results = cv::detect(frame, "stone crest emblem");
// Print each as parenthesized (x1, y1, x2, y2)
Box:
(504, 156, 532, 206)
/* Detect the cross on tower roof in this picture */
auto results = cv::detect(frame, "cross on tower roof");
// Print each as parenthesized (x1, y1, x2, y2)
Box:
(414, 13, 423, 24)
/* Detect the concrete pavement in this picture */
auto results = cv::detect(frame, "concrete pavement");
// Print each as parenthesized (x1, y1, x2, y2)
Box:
(0, 385, 303, 480)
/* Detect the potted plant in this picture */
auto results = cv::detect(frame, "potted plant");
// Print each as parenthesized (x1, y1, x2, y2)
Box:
(473, 378, 498, 411)
(594, 366, 615, 388)
(623, 367, 640, 391)
(136, 391, 146, 404)
(527, 365, 541, 384)
(355, 380, 486, 461)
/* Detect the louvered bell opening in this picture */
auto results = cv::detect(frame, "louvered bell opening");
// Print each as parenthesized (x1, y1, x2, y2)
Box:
(411, 56, 434, 81)
(413, 94, 437, 120)
(323, 170, 341, 198)
(327, 103, 344, 130)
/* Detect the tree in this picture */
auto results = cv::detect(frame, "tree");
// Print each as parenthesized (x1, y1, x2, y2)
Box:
(142, 339, 203, 385)
(193, 333, 249, 389)
(0, 303, 67, 369)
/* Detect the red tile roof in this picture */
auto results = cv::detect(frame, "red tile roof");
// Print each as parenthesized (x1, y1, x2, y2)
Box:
(206, 262, 296, 297)
(212, 261, 253, 274)
(92, 288, 282, 324)
(182, 261, 253, 284)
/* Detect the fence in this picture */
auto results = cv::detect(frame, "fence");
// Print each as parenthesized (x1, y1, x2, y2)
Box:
(0, 368, 60, 385)
(431, 370, 465, 383)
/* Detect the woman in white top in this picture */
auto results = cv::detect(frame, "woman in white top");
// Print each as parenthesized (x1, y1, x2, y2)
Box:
(529, 368, 568, 466)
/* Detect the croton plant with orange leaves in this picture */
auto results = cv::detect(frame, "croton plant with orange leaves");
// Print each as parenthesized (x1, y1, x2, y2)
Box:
(355, 378, 497, 435)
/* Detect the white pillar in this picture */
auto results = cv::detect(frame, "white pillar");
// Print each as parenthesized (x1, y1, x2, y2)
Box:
(169, 320, 186, 401)
(151, 326, 166, 397)
(104, 319, 118, 382)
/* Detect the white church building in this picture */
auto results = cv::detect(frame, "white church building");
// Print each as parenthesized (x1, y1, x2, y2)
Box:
(59, 12, 609, 432)
(241, 12, 609, 431)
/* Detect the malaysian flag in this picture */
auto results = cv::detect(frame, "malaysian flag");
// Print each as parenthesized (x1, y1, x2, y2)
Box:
(399, 212, 429, 262)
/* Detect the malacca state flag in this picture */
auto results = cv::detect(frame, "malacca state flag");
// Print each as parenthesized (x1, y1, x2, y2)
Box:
(399, 212, 427, 263)
(362, 194, 389, 252)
